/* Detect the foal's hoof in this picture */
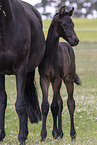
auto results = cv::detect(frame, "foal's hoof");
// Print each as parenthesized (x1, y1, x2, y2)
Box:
(52, 130, 58, 139)
(0, 129, 5, 141)
(41, 137, 46, 141)
(20, 141, 26, 145)
(41, 130, 47, 141)
(41, 134, 47, 141)
(71, 134, 76, 141)
(58, 131, 63, 138)
(41, 133, 47, 141)
(0, 139, 3, 142)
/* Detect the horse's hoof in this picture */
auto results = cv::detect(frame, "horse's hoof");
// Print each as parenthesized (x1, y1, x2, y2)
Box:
(58, 131, 63, 138)
(20, 141, 26, 145)
(0, 139, 3, 142)
(0, 129, 5, 141)
(41, 130, 47, 141)
(41, 137, 46, 141)
(52, 131, 58, 139)
(71, 134, 76, 141)
(41, 133, 47, 141)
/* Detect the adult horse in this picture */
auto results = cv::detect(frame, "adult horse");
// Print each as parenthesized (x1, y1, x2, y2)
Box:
(0, 0, 45, 144)
(39, 6, 80, 141)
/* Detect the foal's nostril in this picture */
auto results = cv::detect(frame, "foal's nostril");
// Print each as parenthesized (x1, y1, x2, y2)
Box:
(74, 38, 79, 44)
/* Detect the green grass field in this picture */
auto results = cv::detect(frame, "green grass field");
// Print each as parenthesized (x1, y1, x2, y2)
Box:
(1, 18, 97, 145)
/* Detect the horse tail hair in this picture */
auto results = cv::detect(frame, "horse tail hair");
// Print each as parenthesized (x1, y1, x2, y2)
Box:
(74, 73, 81, 85)
(24, 70, 41, 123)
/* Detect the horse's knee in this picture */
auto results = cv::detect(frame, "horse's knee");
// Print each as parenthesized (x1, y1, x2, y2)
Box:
(58, 98, 63, 112)
(51, 101, 58, 116)
(15, 102, 26, 115)
(41, 101, 49, 115)
(67, 98, 75, 112)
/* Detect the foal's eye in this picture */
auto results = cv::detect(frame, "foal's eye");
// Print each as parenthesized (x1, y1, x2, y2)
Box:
(63, 23, 66, 26)
(62, 22, 66, 27)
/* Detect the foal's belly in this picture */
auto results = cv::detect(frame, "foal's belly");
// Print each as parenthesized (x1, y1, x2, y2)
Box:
(41, 64, 63, 82)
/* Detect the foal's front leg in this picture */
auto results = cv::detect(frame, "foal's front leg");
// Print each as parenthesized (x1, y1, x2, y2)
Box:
(15, 64, 28, 144)
(0, 75, 7, 141)
(40, 77, 50, 141)
(51, 78, 63, 139)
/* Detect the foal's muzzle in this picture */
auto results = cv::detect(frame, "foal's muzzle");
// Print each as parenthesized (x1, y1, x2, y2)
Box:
(73, 38, 79, 46)
(69, 37, 79, 46)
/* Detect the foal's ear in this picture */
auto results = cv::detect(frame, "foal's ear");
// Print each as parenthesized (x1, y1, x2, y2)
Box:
(59, 6, 65, 16)
(68, 7, 74, 16)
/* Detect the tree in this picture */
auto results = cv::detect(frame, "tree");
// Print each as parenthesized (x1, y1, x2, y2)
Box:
(56, 0, 97, 18)
(35, 0, 97, 18)
(35, 0, 56, 18)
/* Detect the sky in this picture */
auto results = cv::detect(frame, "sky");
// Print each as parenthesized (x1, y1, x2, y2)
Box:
(22, 0, 41, 6)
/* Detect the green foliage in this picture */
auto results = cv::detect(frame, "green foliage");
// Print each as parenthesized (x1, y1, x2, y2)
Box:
(35, 0, 97, 18)
(35, 0, 56, 17)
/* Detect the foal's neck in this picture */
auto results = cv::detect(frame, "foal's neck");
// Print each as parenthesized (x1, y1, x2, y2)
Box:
(45, 22, 59, 59)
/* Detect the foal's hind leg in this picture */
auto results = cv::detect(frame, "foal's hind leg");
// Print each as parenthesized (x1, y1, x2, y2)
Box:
(0, 75, 7, 141)
(51, 78, 63, 139)
(40, 77, 50, 141)
(64, 76, 76, 141)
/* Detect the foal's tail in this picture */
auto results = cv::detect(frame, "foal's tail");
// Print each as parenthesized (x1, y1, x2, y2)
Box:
(24, 70, 41, 123)
(74, 73, 81, 85)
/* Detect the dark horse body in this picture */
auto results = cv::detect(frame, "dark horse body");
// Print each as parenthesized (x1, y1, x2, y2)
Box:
(0, 0, 45, 144)
(39, 6, 80, 141)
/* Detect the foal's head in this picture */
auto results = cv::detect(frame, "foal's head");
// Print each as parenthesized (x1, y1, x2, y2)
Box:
(52, 6, 79, 46)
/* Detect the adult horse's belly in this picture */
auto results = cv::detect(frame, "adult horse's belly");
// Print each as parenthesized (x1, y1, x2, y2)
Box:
(0, 57, 15, 75)
(0, 49, 25, 75)
(0, 33, 45, 75)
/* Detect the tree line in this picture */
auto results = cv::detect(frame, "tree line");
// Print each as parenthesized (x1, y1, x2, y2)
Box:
(35, 0, 97, 18)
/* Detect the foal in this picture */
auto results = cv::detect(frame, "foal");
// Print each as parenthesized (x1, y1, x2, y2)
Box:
(39, 6, 80, 141)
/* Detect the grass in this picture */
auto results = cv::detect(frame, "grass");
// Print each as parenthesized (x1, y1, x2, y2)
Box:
(1, 19, 97, 144)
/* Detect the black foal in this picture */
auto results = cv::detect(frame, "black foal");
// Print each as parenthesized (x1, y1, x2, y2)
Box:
(39, 6, 80, 141)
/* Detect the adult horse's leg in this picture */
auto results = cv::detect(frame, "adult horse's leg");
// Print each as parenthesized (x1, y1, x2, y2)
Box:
(15, 64, 28, 145)
(64, 76, 76, 141)
(40, 77, 50, 141)
(51, 78, 63, 139)
(0, 75, 7, 141)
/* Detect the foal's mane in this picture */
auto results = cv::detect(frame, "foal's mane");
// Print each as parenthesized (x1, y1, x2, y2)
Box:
(47, 13, 59, 36)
